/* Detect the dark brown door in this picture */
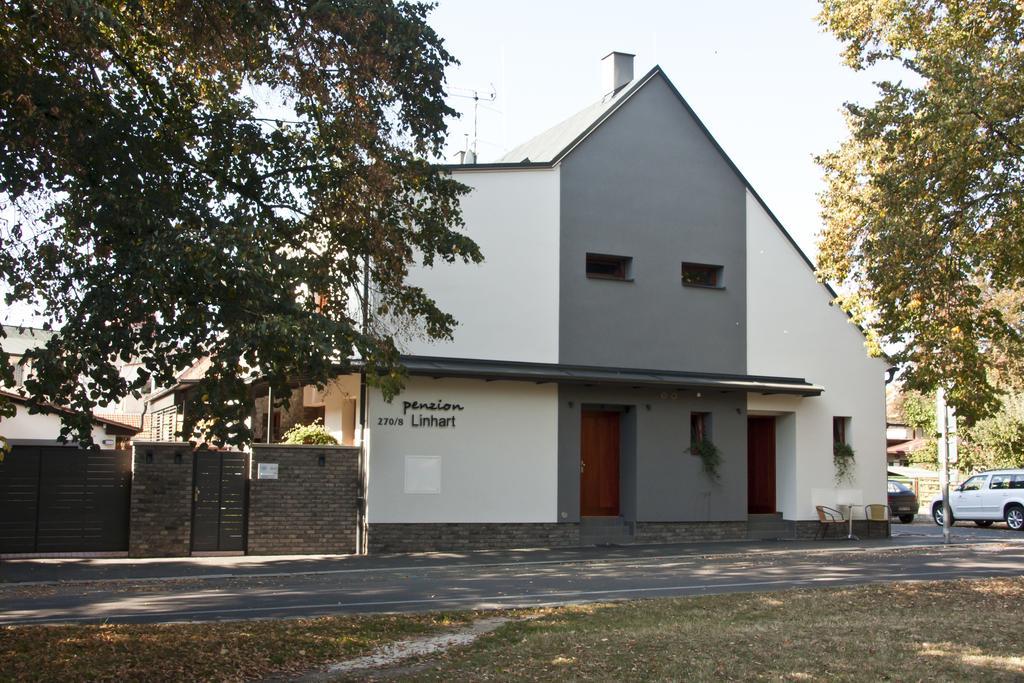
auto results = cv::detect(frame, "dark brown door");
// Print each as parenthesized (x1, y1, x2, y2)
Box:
(192, 451, 248, 552)
(580, 410, 620, 516)
(747, 417, 776, 514)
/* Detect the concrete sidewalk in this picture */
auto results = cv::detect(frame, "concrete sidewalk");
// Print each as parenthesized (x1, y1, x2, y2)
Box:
(0, 531, 1010, 586)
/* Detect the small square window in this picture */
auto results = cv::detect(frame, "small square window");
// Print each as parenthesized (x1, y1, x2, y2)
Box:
(681, 262, 723, 288)
(691, 412, 711, 445)
(586, 253, 632, 281)
(833, 416, 850, 445)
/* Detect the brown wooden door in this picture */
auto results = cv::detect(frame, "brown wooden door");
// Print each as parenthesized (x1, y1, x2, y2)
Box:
(747, 417, 776, 514)
(580, 410, 620, 516)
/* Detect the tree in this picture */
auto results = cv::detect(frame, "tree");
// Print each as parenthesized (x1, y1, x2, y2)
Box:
(960, 392, 1024, 471)
(817, 0, 1024, 424)
(0, 1, 481, 447)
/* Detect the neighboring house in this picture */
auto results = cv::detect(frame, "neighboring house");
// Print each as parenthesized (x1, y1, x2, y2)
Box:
(1, 389, 139, 449)
(143, 357, 361, 446)
(142, 356, 211, 442)
(93, 358, 148, 431)
(3, 324, 52, 391)
(886, 427, 931, 467)
(301, 53, 888, 550)
(3, 324, 145, 443)
(886, 420, 926, 466)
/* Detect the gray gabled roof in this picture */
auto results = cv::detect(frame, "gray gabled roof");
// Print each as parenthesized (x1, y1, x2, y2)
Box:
(496, 74, 649, 163)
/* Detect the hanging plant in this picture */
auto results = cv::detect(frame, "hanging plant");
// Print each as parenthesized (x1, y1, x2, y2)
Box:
(690, 437, 722, 482)
(833, 441, 855, 484)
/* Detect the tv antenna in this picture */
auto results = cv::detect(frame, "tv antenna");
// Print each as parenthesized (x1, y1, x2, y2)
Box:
(447, 84, 497, 160)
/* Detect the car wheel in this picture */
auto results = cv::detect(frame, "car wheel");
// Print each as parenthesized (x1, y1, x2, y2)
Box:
(1006, 504, 1024, 531)
(933, 503, 954, 526)
(975, 520, 994, 528)
(899, 514, 915, 524)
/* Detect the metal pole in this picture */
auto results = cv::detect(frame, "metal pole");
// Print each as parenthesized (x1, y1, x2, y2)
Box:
(266, 385, 272, 444)
(356, 255, 370, 555)
(937, 387, 951, 545)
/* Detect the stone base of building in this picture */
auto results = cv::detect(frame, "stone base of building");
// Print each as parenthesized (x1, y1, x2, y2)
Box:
(368, 523, 581, 553)
(368, 520, 762, 553)
(368, 518, 892, 553)
(633, 521, 749, 544)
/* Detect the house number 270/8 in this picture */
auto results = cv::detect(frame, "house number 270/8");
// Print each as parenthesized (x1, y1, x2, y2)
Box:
(377, 417, 404, 426)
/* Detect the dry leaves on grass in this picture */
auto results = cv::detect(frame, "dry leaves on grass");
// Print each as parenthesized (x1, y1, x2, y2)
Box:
(409, 577, 1024, 681)
(0, 611, 475, 682)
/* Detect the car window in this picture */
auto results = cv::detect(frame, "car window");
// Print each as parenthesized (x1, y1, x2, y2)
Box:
(961, 475, 986, 491)
(1012, 474, 1024, 490)
(990, 475, 1011, 490)
(888, 481, 912, 494)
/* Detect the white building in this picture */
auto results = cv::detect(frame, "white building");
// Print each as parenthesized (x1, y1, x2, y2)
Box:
(299, 54, 889, 551)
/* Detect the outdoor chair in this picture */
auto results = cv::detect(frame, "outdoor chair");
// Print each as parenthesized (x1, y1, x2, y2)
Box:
(815, 505, 847, 540)
(864, 503, 891, 538)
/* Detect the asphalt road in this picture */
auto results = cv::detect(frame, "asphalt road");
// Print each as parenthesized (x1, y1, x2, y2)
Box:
(2, 540, 1022, 626)
(892, 515, 1023, 541)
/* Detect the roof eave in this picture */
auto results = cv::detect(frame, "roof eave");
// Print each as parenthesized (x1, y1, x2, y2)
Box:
(396, 356, 822, 397)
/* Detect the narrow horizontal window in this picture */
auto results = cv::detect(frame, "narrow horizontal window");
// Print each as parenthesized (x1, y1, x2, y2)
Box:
(681, 262, 723, 288)
(586, 253, 632, 281)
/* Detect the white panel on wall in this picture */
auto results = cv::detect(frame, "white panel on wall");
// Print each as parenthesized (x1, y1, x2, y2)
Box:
(366, 378, 559, 523)
(404, 455, 442, 494)
(400, 168, 560, 364)
(746, 190, 888, 520)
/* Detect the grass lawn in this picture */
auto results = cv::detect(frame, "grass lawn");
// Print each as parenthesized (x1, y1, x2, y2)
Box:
(2, 578, 1023, 681)
(0, 611, 473, 681)
(411, 577, 1024, 681)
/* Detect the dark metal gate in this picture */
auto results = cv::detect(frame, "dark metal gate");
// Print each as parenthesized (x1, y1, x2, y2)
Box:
(0, 446, 132, 553)
(191, 451, 248, 552)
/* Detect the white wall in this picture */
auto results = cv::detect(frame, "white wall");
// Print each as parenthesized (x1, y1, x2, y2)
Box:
(746, 191, 888, 519)
(3, 403, 112, 447)
(365, 377, 558, 523)
(400, 168, 560, 364)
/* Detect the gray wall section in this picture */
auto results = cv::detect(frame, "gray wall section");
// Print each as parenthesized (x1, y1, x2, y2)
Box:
(558, 74, 747, 374)
(557, 385, 747, 523)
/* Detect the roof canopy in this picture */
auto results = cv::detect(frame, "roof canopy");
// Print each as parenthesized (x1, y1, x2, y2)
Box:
(399, 356, 822, 397)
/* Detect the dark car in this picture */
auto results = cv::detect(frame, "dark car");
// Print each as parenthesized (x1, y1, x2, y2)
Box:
(888, 479, 919, 523)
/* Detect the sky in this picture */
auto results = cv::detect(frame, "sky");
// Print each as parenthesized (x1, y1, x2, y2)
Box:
(429, 0, 886, 259)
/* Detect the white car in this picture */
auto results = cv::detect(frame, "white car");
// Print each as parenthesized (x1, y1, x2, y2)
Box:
(931, 469, 1024, 531)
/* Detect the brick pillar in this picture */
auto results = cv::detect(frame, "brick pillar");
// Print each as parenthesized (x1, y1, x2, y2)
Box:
(129, 442, 194, 557)
(248, 444, 360, 555)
